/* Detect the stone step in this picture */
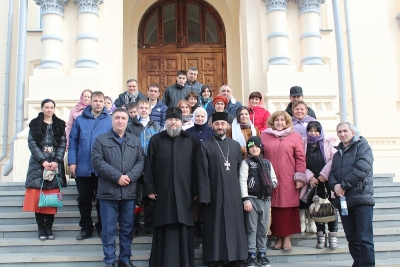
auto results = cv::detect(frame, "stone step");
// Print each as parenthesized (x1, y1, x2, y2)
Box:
(1, 227, 400, 253)
(0, 241, 399, 266)
(0, 190, 80, 201)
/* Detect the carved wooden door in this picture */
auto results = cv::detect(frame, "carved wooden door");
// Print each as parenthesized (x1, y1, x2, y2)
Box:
(139, 51, 225, 98)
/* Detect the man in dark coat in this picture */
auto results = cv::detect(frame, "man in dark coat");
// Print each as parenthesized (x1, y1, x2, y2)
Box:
(328, 122, 375, 267)
(162, 70, 192, 107)
(143, 106, 199, 267)
(285, 86, 317, 118)
(92, 107, 145, 267)
(197, 112, 247, 267)
(114, 79, 147, 108)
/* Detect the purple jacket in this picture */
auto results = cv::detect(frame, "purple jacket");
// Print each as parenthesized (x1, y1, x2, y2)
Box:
(292, 115, 316, 138)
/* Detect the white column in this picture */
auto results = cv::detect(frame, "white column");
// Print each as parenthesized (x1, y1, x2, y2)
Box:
(294, 0, 325, 65)
(73, 0, 104, 68)
(265, 0, 290, 65)
(34, 0, 69, 69)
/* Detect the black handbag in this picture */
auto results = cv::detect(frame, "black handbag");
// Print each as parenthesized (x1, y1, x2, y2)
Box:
(308, 184, 336, 223)
(38, 173, 63, 208)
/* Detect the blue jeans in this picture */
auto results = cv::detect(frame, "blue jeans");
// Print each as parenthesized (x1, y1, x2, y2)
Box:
(340, 204, 375, 267)
(99, 199, 135, 264)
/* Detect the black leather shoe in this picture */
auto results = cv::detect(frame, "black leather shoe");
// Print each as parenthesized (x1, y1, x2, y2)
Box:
(76, 232, 92, 240)
(106, 263, 115, 267)
(118, 261, 137, 267)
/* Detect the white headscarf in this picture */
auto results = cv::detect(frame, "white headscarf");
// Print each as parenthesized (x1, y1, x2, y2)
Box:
(192, 106, 208, 125)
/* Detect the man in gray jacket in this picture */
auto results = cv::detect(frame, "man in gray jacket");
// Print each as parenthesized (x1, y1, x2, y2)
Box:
(92, 107, 145, 267)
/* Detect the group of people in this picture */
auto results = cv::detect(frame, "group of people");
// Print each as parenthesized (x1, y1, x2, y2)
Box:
(23, 67, 375, 267)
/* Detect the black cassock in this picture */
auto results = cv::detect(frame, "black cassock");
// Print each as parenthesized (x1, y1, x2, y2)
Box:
(197, 136, 247, 264)
(143, 131, 199, 267)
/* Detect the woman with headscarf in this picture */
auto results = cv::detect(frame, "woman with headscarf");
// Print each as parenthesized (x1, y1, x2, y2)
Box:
(301, 121, 339, 249)
(261, 111, 306, 251)
(104, 96, 116, 115)
(207, 95, 235, 125)
(23, 99, 67, 241)
(227, 106, 260, 159)
(248, 91, 270, 132)
(66, 89, 92, 146)
(186, 106, 213, 142)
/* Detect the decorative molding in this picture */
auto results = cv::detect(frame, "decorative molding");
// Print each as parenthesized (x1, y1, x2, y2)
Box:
(292, 0, 326, 15)
(34, 0, 69, 17)
(265, 0, 288, 13)
(397, 14, 400, 26)
(76, 33, 98, 41)
(269, 55, 291, 65)
(75, 58, 99, 68)
(37, 58, 63, 69)
(301, 55, 324, 65)
(300, 31, 322, 40)
(73, 0, 104, 15)
(268, 31, 289, 40)
(41, 34, 63, 42)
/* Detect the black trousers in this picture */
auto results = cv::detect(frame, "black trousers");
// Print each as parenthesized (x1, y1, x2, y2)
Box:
(76, 174, 101, 233)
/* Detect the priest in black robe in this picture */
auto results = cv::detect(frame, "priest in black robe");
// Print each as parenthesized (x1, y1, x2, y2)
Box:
(197, 112, 247, 267)
(143, 107, 199, 267)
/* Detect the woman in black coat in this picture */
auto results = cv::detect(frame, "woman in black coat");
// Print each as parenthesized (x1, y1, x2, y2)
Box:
(22, 99, 67, 241)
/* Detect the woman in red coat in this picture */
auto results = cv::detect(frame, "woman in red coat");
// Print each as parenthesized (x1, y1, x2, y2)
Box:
(248, 91, 270, 132)
(261, 111, 306, 251)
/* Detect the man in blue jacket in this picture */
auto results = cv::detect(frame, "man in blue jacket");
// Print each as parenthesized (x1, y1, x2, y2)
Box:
(206, 85, 242, 116)
(147, 84, 167, 128)
(92, 107, 145, 267)
(68, 91, 112, 240)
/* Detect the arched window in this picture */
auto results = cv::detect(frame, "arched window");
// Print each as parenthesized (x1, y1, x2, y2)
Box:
(139, 0, 225, 49)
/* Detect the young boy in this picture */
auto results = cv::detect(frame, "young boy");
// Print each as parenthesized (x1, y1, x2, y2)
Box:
(239, 136, 277, 267)
(127, 99, 162, 237)
(128, 102, 138, 122)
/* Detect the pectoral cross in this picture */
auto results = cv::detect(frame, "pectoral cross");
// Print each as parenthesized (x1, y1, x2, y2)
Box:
(224, 160, 230, 171)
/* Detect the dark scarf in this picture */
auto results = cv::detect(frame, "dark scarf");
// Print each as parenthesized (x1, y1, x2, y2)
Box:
(29, 112, 66, 145)
(250, 155, 273, 196)
(306, 128, 326, 162)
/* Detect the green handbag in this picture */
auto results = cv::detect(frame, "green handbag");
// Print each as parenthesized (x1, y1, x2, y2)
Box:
(38, 172, 63, 208)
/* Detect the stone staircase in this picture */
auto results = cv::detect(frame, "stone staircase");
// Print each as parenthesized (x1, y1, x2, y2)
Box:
(0, 174, 400, 266)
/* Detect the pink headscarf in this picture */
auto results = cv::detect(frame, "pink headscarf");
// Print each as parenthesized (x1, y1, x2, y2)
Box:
(247, 91, 265, 109)
(75, 89, 93, 112)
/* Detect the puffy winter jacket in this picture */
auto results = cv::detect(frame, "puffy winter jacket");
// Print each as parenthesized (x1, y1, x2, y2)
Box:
(26, 114, 67, 189)
(126, 118, 162, 155)
(249, 106, 270, 132)
(328, 136, 375, 208)
(68, 106, 112, 177)
(149, 99, 168, 128)
(162, 83, 192, 108)
(92, 131, 145, 200)
(114, 91, 147, 108)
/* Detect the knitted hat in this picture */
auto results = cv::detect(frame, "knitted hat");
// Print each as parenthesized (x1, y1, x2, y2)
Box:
(212, 95, 228, 107)
(211, 112, 229, 123)
(165, 106, 182, 121)
(246, 136, 263, 154)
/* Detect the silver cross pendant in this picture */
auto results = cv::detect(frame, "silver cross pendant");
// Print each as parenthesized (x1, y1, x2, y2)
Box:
(224, 160, 230, 171)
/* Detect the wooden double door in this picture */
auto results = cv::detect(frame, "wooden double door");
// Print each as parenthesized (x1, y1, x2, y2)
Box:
(139, 50, 226, 98)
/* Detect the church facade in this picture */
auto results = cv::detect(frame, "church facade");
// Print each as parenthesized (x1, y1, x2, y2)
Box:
(0, 0, 400, 181)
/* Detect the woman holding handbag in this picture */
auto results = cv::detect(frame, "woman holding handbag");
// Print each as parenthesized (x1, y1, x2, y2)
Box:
(23, 99, 67, 241)
(300, 121, 339, 249)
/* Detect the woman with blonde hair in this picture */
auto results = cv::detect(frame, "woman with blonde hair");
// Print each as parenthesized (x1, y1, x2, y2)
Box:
(261, 111, 306, 251)
(177, 99, 194, 130)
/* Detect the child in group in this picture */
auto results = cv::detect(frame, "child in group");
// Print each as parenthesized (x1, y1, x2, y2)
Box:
(128, 102, 138, 122)
(239, 136, 277, 267)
